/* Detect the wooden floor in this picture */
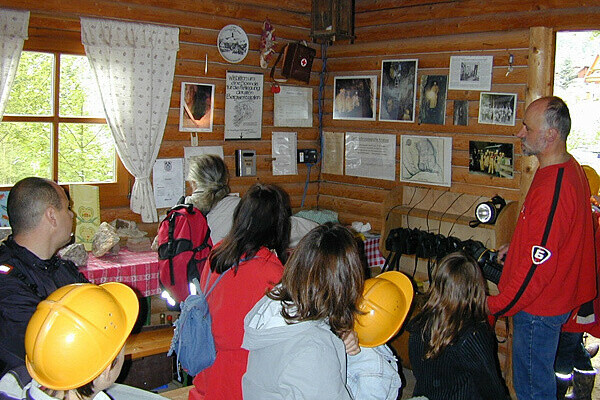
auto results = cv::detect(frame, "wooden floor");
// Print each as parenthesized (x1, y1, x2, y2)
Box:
(160, 385, 193, 400)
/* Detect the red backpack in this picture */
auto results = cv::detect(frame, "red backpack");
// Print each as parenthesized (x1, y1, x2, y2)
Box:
(157, 201, 213, 303)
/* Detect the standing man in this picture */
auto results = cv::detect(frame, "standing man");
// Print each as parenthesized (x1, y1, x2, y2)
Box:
(0, 177, 88, 374)
(487, 97, 596, 399)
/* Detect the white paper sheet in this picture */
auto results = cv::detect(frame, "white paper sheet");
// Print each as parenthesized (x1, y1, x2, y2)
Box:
(274, 86, 313, 127)
(345, 132, 396, 181)
(153, 158, 184, 208)
(272, 131, 298, 176)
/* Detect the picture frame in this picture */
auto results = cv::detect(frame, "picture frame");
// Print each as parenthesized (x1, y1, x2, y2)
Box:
(400, 135, 452, 187)
(379, 59, 418, 122)
(478, 92, 517, 126)
(179, 82, 215, 132)
(453, 100, 469, 126)
(418, 75, 448, 125)
(469, 140, 514, 179)
(333, 76, 377, 121)
(448, 55, 493, 91)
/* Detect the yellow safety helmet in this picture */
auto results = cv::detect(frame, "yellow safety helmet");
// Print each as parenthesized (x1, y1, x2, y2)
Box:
(354, 271, 414, 347)
(25, 282, 139, 390)
(582, 165, 600, 196)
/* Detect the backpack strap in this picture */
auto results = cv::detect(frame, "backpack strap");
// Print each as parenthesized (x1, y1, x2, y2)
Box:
(269, 43, 289, 83)
(202, 268, 230, 298)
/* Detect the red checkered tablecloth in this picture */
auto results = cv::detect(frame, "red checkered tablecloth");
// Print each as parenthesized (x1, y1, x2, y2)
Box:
(364, 235, 386, 269)
(80, 249, 160, 298)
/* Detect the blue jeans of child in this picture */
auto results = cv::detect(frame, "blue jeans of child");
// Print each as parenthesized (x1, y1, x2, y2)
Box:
(512, 311, 570, 400)
(556, 331, 594, 374)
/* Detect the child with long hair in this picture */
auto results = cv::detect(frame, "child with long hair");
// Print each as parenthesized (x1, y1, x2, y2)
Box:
(408, 251, 508, 400)
(188, 183, 291, 400)
(242, 223, 365, 399)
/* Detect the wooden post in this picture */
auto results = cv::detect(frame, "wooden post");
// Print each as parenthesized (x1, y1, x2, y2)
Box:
(520, 26, 555, 205)
(503, 26, 556, 398)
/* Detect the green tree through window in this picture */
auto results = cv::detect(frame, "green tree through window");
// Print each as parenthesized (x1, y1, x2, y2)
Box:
(0, 51, 115, 185)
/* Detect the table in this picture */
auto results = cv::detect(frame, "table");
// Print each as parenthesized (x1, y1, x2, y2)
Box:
(80, 248, 161, 298)
(364, 235, 386, 270)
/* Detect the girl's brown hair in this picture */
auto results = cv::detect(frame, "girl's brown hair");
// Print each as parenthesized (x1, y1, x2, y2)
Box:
(411, 251, 488, 359)
(268, 222, 365, 336)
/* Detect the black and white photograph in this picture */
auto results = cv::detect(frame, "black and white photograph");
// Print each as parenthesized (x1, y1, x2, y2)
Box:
(379, 59, 418, 122)
(478, 92, 517, 126)
(469, 140, 514, 179)
(333, 76, 377, 121)
(418, 75, 448, 125)
(179, 82, 215, 132)
(449, 55, 493, 91)
(453, 100, 469, 126)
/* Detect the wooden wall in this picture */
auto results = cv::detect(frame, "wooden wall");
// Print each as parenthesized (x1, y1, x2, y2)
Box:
(2, 0, 600, 236)
(322, 0, 600, 233)
(0, 0, 319, 235)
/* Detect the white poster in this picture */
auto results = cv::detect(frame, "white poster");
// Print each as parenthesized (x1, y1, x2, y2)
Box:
(183, 146, 224, 179)
(345, 132, 396, 181)
(274, 86, 313, 127)
(272, 131, 298, 176)
(400, 135, 452, 187)
(225, 71, 264, 139)
(153, 158, 184, 208)
(448, 55, 493, 91)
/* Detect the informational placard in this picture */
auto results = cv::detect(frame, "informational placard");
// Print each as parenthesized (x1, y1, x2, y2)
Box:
(274, 86, 313, 127)
(345, 132, 396, 181)
(272, 131, 298, 176)
(322, 131, 344, 175)
(224, 71, 264, 139)
(70, 184, 100, 251)
(153, 158, 184, 209)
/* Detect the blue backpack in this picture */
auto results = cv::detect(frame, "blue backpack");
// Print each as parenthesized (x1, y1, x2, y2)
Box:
(167, 269, 229, 377)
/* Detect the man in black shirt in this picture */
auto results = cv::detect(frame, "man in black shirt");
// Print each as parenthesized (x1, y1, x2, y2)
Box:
(0, 177, 88, 374)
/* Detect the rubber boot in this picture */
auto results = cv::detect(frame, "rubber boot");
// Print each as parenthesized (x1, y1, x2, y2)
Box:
(567, 369, 596, 400)
(556, 374, 572, 399)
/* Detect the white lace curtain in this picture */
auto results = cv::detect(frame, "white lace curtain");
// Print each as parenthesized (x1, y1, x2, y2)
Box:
(0, 9, 29, 121)
(81, 17, 179, 223)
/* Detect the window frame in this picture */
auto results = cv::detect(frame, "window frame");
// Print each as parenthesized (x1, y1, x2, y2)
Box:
(1, 46, 131, 208)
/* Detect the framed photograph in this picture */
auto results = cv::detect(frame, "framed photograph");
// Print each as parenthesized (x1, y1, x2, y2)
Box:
(400, 135, 452, 187)
(333, 76, 377, 121)
(453, 100, 469, 126)
(379, 59, 418, 122)
(418, 75, 448, 125)
(449, 55, 493, 91)
(469, 140, 514, 179)
(478, 92, 517, 126)
(179, 82, 215, 132)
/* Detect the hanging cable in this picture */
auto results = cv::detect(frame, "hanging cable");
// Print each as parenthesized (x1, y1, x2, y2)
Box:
(301, 42, 328, 208)
(425, 190, 447, 232)
(437, 193, 465, 234)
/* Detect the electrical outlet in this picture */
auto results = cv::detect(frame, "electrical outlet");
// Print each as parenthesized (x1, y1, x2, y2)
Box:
(297, 149, 318, 164)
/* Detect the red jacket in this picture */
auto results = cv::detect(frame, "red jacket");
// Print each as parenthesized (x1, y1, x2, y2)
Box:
(189, 247, 284, 400)
(488, 158, 596, 317)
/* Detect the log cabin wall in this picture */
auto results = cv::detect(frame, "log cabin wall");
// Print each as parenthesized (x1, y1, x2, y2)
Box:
(321, 0, 600, 233)
(0, 0, 319, 235)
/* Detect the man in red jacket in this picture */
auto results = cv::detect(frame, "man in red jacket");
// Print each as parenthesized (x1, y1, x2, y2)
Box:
(487, 97, 597, 400)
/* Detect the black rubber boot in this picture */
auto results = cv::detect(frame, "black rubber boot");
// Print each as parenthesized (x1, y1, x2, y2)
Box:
(557, 375, 572, 400)
(567, 370, 596, 400)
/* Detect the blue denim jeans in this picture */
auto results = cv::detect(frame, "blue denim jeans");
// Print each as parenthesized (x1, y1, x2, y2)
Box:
(512, 311, 570, 400)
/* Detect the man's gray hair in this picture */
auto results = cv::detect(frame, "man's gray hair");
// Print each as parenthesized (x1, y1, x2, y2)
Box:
(7, 177, 63, 236)
(186, 154, 230, 213)
(543, 96, 571, 140)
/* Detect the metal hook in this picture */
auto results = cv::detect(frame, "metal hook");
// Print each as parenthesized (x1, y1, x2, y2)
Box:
(506, 53, 514, 77)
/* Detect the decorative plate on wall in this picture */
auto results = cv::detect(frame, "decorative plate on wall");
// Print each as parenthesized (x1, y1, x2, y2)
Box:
(217, 24, 249, 64)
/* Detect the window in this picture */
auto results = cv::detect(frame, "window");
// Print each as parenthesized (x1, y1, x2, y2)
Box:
(554, 31, 600, 173)
(0, 51, 116, 185)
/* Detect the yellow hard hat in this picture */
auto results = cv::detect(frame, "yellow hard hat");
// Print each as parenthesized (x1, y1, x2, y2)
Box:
(354, 271, 414, 347)
(582, 165, 600, 196)
(25, 283, 139, 390)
